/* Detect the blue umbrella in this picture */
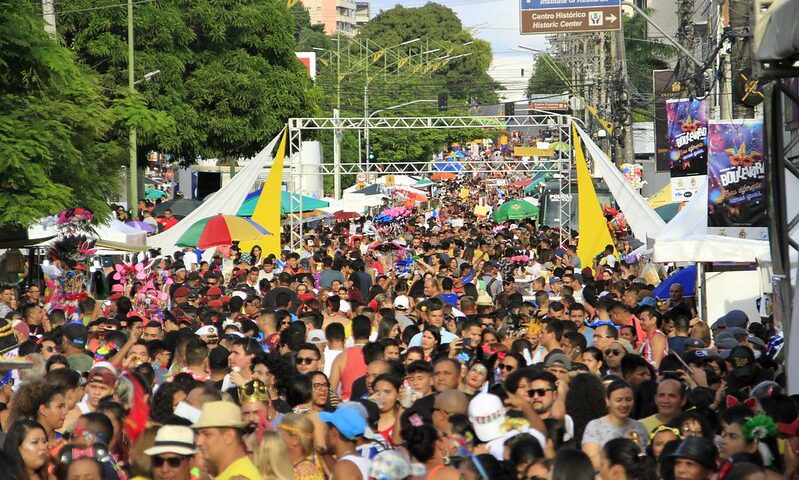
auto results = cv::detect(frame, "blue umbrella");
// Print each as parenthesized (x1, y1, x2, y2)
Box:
(652, 265, 697, 300)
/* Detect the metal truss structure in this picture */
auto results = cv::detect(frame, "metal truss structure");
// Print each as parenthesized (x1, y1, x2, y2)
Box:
(283, 113, 575, 250)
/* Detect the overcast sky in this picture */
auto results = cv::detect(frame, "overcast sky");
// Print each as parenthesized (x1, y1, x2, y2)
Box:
(368, 0, 549, 57)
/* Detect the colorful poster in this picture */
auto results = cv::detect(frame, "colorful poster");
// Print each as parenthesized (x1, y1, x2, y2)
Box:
(667, 98, 708, 201)
(707, 119, 768, 239)
(653, 70, 681, 171)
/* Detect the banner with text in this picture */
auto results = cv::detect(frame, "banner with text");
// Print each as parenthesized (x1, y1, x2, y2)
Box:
(667, 98, 708, 201)
(653, 70, 681, 171)
(707, 119, 768, 239)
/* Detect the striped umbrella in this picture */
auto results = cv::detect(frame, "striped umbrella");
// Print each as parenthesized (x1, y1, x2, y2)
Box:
(176, 214, 270, 249)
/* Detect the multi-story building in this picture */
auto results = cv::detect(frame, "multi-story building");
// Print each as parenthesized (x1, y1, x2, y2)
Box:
(355, 1, 370, 30)
(302, 0, 359, 36)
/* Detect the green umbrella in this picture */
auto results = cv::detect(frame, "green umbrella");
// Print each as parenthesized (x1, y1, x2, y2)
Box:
(655, 203, 682, 222)
(415, 179, 435, 187)
(145, 188, 167, 200)
(523, 172, 553, 193)
(493, 200, 539, 223)
(237, 191, 329, 216)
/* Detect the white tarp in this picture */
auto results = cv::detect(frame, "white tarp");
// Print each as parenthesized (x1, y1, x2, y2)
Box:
(28, 217, 147, 246)
(652, 180, 770, 263)
(375, 175, 419, 186)
(575, 124, 666, 241)
(146, 132, 281, 252)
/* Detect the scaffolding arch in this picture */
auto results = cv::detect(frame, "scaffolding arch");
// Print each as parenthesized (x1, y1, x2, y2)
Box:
(284, 113, 576, 250)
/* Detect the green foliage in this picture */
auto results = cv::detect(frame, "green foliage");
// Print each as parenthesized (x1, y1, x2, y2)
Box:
(0, 1, 129, 228)
(526, 55, 572, 96)
(59, 0, 320, 163)
(623, 11, 675, 119)
(314, 3, 498, 193)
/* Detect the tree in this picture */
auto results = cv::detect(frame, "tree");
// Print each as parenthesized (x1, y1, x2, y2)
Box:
(0, 1, 158, 228)
(59, 0, 319, 163)
(526, 55, 572, 96)
(623, 11, 676, 120)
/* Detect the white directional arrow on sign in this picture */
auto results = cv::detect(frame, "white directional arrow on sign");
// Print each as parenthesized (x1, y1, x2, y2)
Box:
(606, 13, 617, 23)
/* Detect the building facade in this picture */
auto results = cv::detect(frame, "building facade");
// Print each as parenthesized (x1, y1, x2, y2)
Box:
(302, 0, 360, 36)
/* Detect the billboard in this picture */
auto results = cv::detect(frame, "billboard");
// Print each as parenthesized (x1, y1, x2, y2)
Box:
(707, 119, 768, 239)
(666, 98, 708, 201)
(653, 70, 681, 171)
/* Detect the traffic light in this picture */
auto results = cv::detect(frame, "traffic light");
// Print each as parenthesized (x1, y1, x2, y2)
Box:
(505, 101, 515, 117)
(438, 93, 448, 111)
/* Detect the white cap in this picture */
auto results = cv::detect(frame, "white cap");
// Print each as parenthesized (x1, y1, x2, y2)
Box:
(340, 300, 351, 313)
(468, 393, 506, 442)
(307, 329, 326, 343)
(195, 325, 217, 336)
(393, 295, 410, 311)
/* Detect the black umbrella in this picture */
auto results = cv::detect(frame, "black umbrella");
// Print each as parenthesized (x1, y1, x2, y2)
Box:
(151, 199, 202, 218)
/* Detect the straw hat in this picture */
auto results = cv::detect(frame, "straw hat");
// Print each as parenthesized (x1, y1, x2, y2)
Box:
(145, 425, 198, 456)
(192, 401, 246, 429)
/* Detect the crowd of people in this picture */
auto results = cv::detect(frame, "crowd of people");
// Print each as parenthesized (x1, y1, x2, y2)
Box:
(0, 174, 790, 480)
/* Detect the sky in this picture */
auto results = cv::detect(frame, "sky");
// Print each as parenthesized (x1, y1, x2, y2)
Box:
(367, 0, 549, 58)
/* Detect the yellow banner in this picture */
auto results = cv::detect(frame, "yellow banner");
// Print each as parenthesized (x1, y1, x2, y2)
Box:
(247, 129, 287, 256)
(574, 123, 615, 269)
(512, 146, 554, 157)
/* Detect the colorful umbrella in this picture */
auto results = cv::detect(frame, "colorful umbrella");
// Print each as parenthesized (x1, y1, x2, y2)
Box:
(652, 265, 696, 300)
(177, 215, 270, 249)
(432, 172, 456, 181)
(151, 199, 202, 218)
(145, 188, 167, 200)
(414, 179, 435, 188)
(237, 191, 329, 216)
(126, 221, 156, 233)
(493, 200, 539, 223)
(333, 210, 360, 220)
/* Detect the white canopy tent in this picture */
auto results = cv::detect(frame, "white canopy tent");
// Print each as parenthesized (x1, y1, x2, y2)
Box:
(374, 174, 420, 186)
(146, 132, 281, 253)
(652, 181, 770, 263)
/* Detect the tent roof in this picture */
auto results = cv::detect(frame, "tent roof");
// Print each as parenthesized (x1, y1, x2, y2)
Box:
(754, 0, 799, 62)
(237, 190, 329, 216)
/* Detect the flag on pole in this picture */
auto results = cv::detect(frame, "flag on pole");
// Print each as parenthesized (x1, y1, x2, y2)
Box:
(248, 129, 287, 256)
(574, 123, 615, 269)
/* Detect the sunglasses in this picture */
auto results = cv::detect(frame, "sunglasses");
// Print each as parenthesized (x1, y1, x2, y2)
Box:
(527, 387, 555, 398)
(152, 456, 186, 468)
(604, 349, 622, 356)
(498, 363, 515, 372)
(206, 281, 217, 285)
(296, 357, 317, 365)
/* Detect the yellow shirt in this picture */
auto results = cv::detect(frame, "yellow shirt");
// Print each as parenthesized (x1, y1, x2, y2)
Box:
(215, 456, 261, 480)
(640, 414, 664, 434)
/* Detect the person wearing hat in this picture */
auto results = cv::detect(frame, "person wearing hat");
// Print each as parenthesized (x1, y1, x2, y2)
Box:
(320, 407, 371, 480)
(604, 338, 634, 378)
(193, 400, 260, 480)
(145, 425, 198, 480)
(81, 364, 117, 413)
(62, 322, 93, 373)
(669, 436, 718, 480)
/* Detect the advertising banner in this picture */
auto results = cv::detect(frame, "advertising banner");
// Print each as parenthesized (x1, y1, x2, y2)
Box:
(653, 70, 681, 171)
(707, 119, 768, 239)
(667, 98, 708, 201)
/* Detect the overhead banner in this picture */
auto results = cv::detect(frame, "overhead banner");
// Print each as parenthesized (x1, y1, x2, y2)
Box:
(667, 98, 708, 201)
(707, 119, 768, 240)
(653, 70, 681, 171)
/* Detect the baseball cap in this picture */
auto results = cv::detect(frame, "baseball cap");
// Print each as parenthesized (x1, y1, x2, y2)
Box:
(638, 297, 658, 308)
(549, 276, 562, 284)
(109, 283, 125, 301)
(87, 366, 117, 387)
(319, 407, 366, 440)
(393, 295, 410, 311)
(369, 450, 426, 480)
(714, 331, 740, 350)
(187, 271, 201, 281)
(173, 287, 190, 298)
(307, 329, 326, 343)
(63, 322, 89, 347)
(206, 286, 223, 297)
(726, 326, 748, 337)
(468, 393, 506, 442)
(684, 338, 706, 349)
(544, 352, 572, 370)
(712, 309, 749, 330)
(610, 338, 634, 354)
(728, 346, 756, 380)
(683, 349, 717, 365)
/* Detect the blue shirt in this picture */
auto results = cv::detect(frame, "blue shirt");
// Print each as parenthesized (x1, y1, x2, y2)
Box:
(409, 328, 459, 347)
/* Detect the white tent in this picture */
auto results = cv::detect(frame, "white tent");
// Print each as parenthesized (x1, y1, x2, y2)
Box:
(146, 132, 281, 253)
(374, 174, 419, 186)
(94, 220, 147, 245)
(576, 124, 666, 241)
(652, 181, 770, 263)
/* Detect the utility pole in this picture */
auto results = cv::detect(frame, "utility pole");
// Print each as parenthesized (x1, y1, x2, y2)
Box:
(42, 0, 56, 36)
(729, 0, 755, 119)
(616, 21, 635, 165)
(333, 108, 342, 200)
(127, 0, 138, 217)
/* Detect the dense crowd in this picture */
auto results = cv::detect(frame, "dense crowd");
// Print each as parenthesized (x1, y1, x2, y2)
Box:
(0, 175, 789, 480)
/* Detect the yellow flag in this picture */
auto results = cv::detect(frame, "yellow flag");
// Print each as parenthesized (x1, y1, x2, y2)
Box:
(574, 123, 615, 269)
(247, 129, 287, 256)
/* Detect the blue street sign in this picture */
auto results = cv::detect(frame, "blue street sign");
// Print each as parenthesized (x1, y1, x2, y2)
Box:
(520, 0, 620, 9)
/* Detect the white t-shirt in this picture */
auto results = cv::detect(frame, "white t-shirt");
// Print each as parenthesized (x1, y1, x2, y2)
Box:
(323, 346, 343, 377)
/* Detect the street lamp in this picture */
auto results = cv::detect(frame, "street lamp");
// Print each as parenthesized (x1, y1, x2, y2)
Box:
(135, 69, 161, 85)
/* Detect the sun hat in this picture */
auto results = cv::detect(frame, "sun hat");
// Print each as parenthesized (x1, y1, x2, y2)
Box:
(192, 401, 246, 429)
(319, 407, 366, 440)
(475, 293, 493, 307)
(144, 425, 198, 456)
(369, 450, 427, 480)
(609, 338, 634, 354)
(468, 393, 506, 442)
